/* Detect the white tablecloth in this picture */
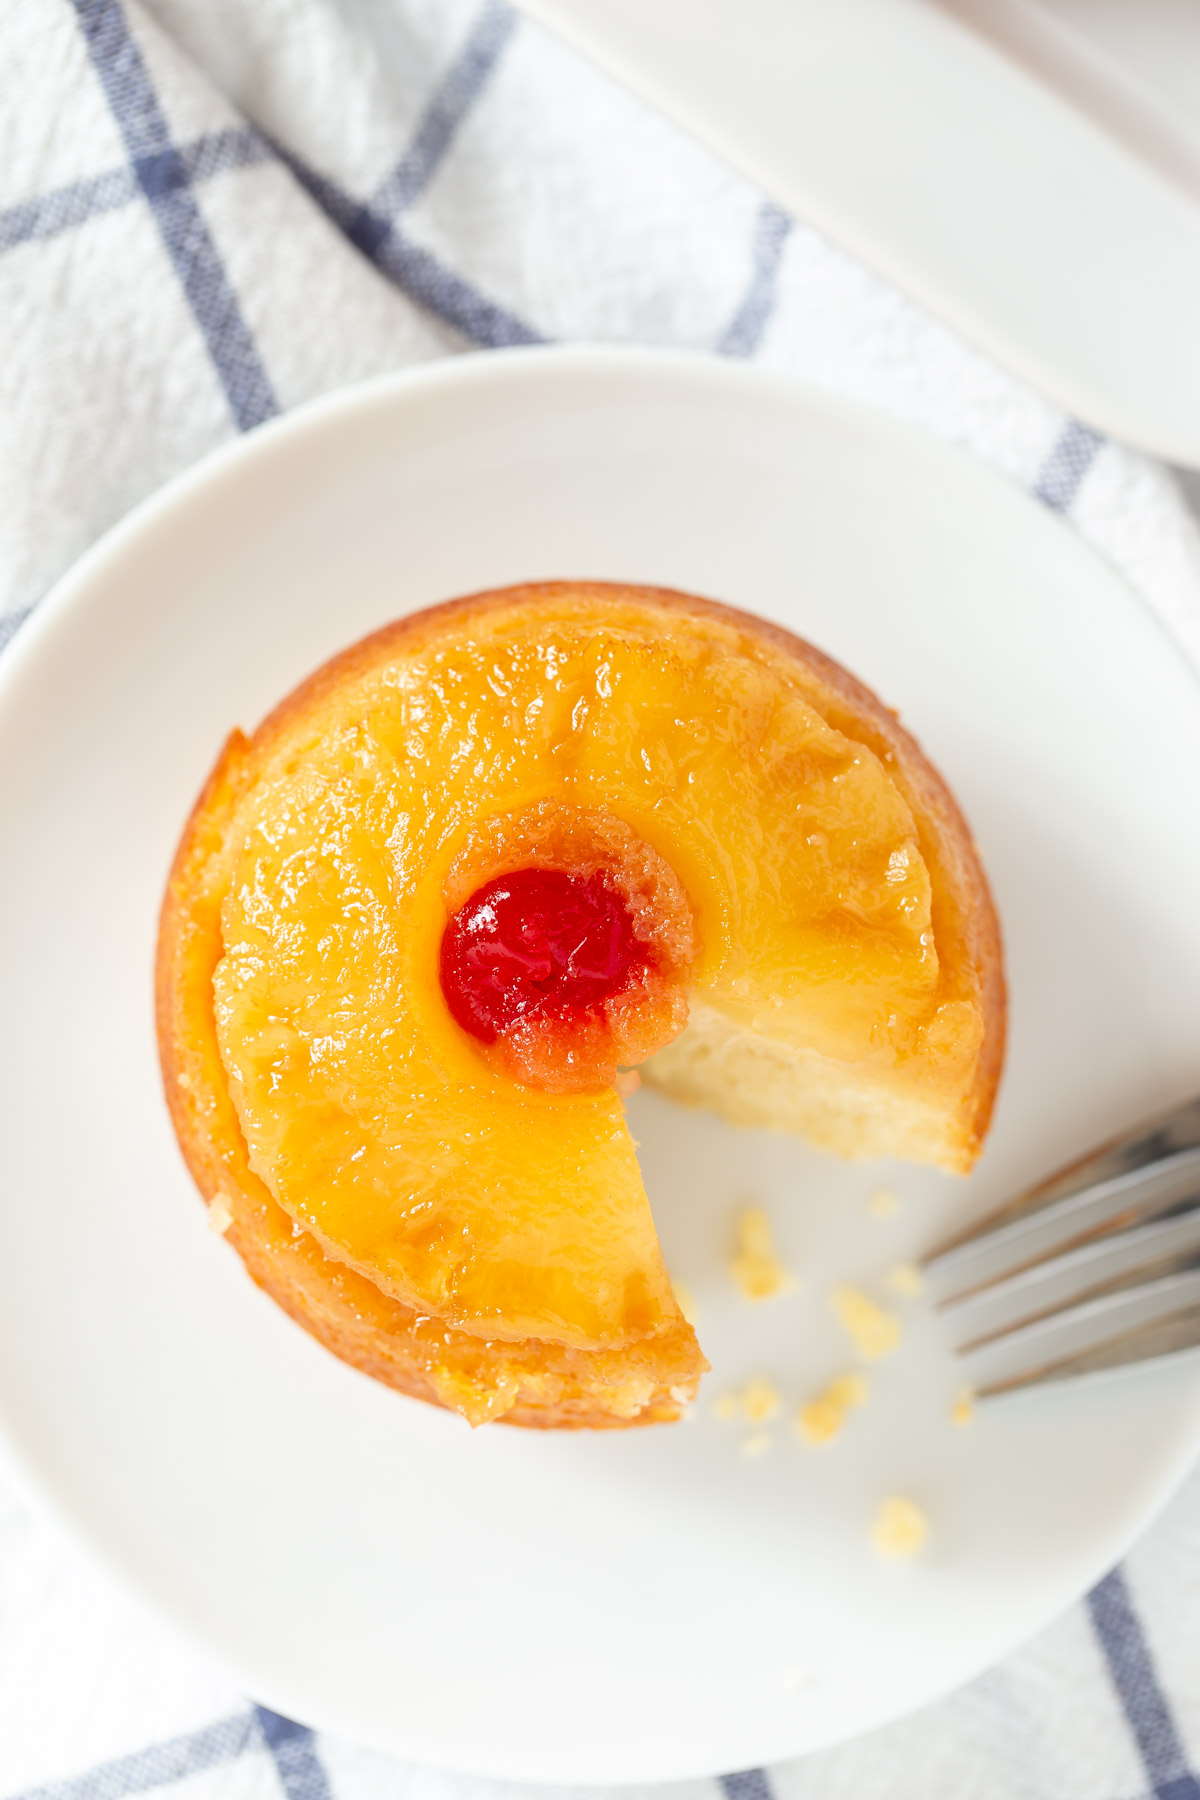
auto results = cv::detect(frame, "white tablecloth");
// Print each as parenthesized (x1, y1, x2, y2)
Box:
(4, 3, 1200, 1794)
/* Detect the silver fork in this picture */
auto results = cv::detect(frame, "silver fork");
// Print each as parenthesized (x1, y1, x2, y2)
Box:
(921, 1095, 1200, 1398)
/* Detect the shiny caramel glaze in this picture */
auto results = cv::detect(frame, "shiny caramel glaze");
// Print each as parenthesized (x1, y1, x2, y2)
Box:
(158, 732, 704, 1427)
(440, 800, 697, 1093)
(158, 582, 1004, 1426)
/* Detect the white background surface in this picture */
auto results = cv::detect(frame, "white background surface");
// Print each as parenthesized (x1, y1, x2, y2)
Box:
(2, 350, 1200, 1780)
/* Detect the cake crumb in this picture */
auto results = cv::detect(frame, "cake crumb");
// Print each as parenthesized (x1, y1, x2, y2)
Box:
(207, 1193, 234, 1235)
(952, 1386, 975, 1427)
(797, 1395, 844, 1445)
(832, 1285, 901, 1361)
(731, 1206, 795, 1301)
(796, 1370, 870, 1444)
(742, 1375, 781, 1425)
(176, 1071, 193, 1094)
(741, 1432, 771, 1458)
(886, 1262, 924, 1299)
(871, 1496, 928, 1560)
(715, 1376, 781, 1426)
(672, 1279, 700, 1327)
(615, 1068, 641, 1099)
(826, 1370, 870, 1409)
(868, 1187, 900, 1218)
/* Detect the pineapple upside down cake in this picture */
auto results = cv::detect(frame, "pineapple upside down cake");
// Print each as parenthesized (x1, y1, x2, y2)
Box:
(157, 582, 1005, 1429)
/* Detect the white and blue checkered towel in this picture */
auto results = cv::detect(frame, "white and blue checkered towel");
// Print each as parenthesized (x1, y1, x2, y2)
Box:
(5, 1, 1200, 1794)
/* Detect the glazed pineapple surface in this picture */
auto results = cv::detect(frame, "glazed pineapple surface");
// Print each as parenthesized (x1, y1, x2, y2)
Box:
(158, 582, 1004, 1426)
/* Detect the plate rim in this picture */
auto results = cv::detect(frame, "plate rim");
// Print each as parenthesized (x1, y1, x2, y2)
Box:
(4, 342, 1196, 703)
(3, 342, 1200, 1781)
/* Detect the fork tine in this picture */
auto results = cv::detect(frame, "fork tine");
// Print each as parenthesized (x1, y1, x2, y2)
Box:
(928, 1093, 1200, 1263)
(974, 1294, 1200, 1398)
(962, 1267, 1200, 1397)
(922, 1093, 1200, 1395)
(949, 1209, 1200, 1352)
(923, 1148, 1200, 1304)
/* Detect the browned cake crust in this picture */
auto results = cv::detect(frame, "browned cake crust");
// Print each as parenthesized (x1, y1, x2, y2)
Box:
(157, 583, 1004, 1425)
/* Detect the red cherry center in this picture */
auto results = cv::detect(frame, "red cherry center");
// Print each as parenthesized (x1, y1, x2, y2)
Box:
(440, 867, 650, 1044)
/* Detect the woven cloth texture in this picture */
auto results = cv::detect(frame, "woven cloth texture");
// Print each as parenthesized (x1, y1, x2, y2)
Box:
(4, 2, 1200, 1796)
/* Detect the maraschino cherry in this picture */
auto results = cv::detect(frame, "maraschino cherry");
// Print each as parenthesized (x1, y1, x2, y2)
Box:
(440, 867, 650, 1045)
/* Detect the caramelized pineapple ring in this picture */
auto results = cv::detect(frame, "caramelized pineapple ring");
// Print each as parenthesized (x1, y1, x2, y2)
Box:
(210, 588, 967, 1354)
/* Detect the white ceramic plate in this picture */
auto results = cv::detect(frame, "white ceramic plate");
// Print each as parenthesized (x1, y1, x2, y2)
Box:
(2, 347, 1200, 1783)
(514, 0, 1200, 465)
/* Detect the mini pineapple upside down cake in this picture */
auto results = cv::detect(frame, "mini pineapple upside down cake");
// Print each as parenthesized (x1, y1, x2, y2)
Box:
(157, 582, 1005, 1428)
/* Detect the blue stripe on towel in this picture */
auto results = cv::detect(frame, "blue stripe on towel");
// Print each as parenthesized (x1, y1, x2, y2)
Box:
(17, 0, 537, 351)
(7, 1709, 258, 1800)
(69, 0, 278, 432)
(718, 201, 793, 359)
(368, 228, 545, 345)
(720, 1768, 774, 1800)
(1088, 1567, 1200, 1800)
(0, 166, 138, 255)
(0, 128, 272, 257)
(276, 0, 538, 346)
(366, 0, 518, 229)
(180, 125, 274, 186)
(254, 1707, 332, 1800)
(0, 607, 33, 655)
(1033, 418, 1104, 513)
(277, 143, 545, 348)
(6, 1706, 332, 1800)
